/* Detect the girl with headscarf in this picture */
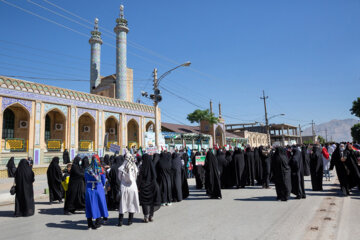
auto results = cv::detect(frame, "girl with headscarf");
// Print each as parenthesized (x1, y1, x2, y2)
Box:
(117, 152, 141, 226)
(85, 155, 109, 229)
(271, 147, 291, 201)
(171, 152, 183, 202)
(64, 156, 85, 215)
(14, 159, 35, 217)
(6, 157, 16, 178)
(181, 151, 190, 199)
(47, 157, 63, 204)
(137, 154, 161, 223)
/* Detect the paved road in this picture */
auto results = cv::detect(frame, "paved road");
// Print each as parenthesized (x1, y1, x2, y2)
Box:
(0, 176, 358, 240)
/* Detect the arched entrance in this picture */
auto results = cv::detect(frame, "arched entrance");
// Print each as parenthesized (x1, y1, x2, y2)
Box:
(45, 109, 66, 151)
(78, 113, 95, 151)
(127, 119, 139, 149)
(215, 126, 224, 147)
(105, 117, 118, 150)
(146, 121, 154, 132)
(2, 104, 30, 152)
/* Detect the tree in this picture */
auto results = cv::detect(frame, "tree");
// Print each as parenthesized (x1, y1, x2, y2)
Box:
(317, 135, 326, 144)
(351, 123, 360, 143)
(350, 97, 360, 118)
(187, 109, 218, 124)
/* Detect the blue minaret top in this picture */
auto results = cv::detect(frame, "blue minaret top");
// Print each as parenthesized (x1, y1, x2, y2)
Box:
(89, 18, 103, 44)
(115, 5, 129, 33)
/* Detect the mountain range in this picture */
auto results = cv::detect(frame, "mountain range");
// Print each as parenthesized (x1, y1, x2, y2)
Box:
(302, 119, 359, 142)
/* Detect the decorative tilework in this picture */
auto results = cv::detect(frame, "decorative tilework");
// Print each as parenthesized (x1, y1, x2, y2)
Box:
(70, 148, 76, 160)
(44, 103, 68, 117)
(1, 97, 32, 114)
(78, 108, 97, 120)
(122, 115, 126, 145)
(35, 102, 41, 145)
(0, 88, 154, 118)
(98, 111, 102, 147)
(34, 148, 40, 165)
(104, 111, 120, 122)
(70, 108, 76, 146)
(145, 118, 155, 125)
(126, 115, 140, 125)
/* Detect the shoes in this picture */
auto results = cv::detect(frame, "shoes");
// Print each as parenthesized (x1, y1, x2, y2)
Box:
(103, 217, 108, 225)
(149, 216, 154, 222)
(118, 214, 123, 227)
(167, 202, 172, 206)
(95, 218, 102, 229)
(87, 218, 97, 230)
(128, 213, 134, 226)
(144, 217, 149, 223)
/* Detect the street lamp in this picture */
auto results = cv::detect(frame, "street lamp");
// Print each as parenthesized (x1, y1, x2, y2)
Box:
(142, 61, 191, 150)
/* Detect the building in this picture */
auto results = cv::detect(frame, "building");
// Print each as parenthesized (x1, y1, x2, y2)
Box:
(226, 123, 300, 146)
(0, 5, 156, 170)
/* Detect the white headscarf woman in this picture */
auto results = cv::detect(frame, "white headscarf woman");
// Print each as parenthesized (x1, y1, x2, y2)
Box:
(117, 151, 140, 226)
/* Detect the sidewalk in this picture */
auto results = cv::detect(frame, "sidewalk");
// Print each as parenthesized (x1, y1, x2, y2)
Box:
(0, 174, 48, 206)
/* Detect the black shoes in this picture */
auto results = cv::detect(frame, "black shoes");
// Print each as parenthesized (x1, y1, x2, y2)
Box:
(118, 214, 123, 227)
(128, 213, 134, 225)
(87, 218, 97, 230)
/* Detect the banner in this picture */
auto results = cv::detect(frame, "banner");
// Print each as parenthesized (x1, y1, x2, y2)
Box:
(195, 156, 206, 166)
(146, 146, 158, 155)
(109, 144, 121, 153)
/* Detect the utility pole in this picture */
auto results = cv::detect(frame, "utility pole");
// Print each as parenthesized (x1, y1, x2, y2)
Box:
(299, 124, 303, 144)
(260, 90, 270, 146)
(311, 120, 315, 143)
(153, 68, 160, 150)
(325, 128, 328, 143)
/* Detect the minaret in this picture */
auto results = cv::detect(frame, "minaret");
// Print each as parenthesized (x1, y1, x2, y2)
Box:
(114, 5, 129, 100)
(219, 102, 222, 118)
(89, 18, 102, 92)
(210, 100, 213, 114)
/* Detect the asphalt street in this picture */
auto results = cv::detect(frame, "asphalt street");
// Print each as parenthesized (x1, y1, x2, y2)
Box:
(0, 176, 359, 240)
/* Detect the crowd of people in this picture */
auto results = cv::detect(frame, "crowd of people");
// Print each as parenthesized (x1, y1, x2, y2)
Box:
(6, 142, 360, 229)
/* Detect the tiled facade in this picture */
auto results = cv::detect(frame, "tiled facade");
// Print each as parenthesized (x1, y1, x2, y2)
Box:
(0, 76, 156, 167)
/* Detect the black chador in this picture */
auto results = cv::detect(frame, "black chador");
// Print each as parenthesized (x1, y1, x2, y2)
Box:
(156, 152, 173, 204)
(47, 157, 63, 203)
(301, 146, 311, 176)
(254, 148, 263, 185)
(232, 148, 245, 188)
(216, 150, 228, 188)
(171, 153, 183, 202)
(14, 159, 35, 217)
(62, 149, 70, 164)
(204, 151, 222, 199)
(259, 147, 271, 189)
(107, 155, 123, 210)
(271, 148, 291, 201)
(221, 151, 234, 188)
(64, 156, 85, 214)
(244, 147, 255, 186)
(289, 148, 306, 199)
(6, 157, 16, 178)
(181, 152, 189, 199)
(310, 145, 323, 191)
(192, 152, 205, 189)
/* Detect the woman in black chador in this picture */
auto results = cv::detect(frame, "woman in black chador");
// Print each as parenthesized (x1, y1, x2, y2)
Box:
(259, 146, 271, 189)
(107, 155, 123, 210)
(181, 152, 189, 199)
(244, 147, 255, 186)
(205, 151, 222, 199)
(310, 145, 323, 191)
(289, 147, 306, 199)
(271, 148, 291, 201)
(63, 149, 70, 164)
(156, 152, 173, 205)
(14, 159, 35, 217)
(232, 148, 246, 188)
(64, 156, 85, 214)
(192, 152, 205, 189)
(47, 157, 63, 203)
(137, 154, 161, 222)
(6, 157, 16, 178)
(171, 152, 183, 202)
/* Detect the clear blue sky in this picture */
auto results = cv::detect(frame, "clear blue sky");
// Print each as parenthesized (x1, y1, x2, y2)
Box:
(1, 0, 359, 127)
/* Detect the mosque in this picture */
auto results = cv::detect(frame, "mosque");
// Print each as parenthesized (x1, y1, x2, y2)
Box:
(0, 5, 157, 170)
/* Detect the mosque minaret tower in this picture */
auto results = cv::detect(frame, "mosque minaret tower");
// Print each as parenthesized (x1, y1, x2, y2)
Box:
(89, 18, 103, 92)
(114, 5, 129, 100)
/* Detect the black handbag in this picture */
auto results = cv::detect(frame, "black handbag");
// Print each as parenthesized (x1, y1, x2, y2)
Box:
(10, 185, 16, 195)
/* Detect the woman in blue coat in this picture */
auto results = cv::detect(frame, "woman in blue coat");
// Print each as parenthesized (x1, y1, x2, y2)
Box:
(85, 155, 109, 229)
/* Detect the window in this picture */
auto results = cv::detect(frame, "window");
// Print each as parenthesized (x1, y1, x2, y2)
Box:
(45, 115, 51, 141)
(2, 108, 14, 139)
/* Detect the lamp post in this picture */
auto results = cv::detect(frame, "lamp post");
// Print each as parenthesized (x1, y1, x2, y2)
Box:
(266, 113, 285, 146)
(142, 62, 191, 150)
